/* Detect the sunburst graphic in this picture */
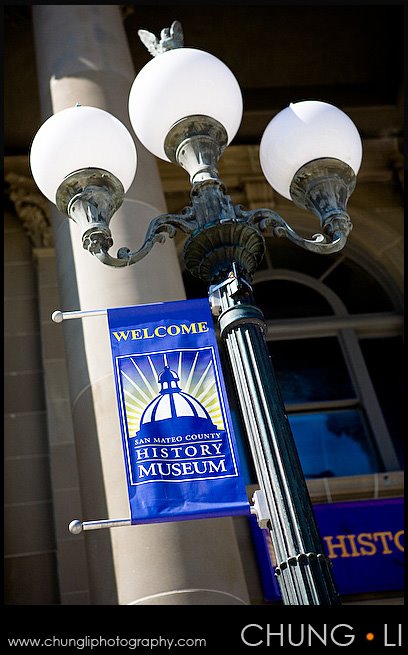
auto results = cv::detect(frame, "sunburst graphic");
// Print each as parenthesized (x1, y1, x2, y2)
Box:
(117, 348, 225, 436)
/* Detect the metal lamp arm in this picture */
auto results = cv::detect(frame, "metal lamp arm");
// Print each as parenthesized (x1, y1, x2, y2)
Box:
(243, 206, 351, 254)
(84, 208, 197, 268)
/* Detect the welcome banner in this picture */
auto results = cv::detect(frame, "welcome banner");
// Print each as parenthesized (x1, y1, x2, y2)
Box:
(107, 298, 250, 524)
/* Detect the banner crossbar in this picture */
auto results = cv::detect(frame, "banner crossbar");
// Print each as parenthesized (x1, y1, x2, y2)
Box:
(52, 309, 107, 322)
(69, 518, 131, 533)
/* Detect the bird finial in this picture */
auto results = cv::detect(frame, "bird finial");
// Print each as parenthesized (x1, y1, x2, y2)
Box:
(138, 20, 184, 57)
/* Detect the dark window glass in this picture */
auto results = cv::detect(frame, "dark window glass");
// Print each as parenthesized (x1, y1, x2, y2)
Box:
(265, 239, 337, 279)
(288, 409, 382, 478)
(267, 337, 355, 404)
(254, 280, 333, 319)
(360, 336, 404, 469)
(323, 259, 394, 313)
(264, 240, 396, 314)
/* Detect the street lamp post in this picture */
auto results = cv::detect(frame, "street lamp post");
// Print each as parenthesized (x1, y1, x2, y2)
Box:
(29, 21, 363, 606)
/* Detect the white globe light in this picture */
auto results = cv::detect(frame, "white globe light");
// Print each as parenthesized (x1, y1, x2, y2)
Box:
(259, 100, 363, 200)
(128, 48, 243, 161)
(29, 105, 137, 203)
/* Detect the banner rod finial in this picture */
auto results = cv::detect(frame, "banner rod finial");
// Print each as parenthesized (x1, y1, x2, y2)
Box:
(69, 520, 83, 534)
(52, 310, 64, 323)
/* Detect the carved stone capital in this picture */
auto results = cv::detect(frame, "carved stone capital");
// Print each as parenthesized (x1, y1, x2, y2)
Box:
(5, 172, 53, 248)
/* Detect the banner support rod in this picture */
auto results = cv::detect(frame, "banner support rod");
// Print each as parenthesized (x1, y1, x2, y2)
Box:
(70, 495, 266, 534)
(69, 518, 132, 533)
(52, 309, 107, 323)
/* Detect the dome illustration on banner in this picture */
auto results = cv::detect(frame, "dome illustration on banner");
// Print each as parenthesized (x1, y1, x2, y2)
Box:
(119, 350, 225, 437)
(137, 364, 219, 439)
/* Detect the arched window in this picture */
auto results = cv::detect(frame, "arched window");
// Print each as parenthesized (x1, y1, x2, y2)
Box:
(182, 238, 403, 481)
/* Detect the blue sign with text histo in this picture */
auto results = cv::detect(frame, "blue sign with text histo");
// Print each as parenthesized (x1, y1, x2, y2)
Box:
(250, 497, 404, 600)
(107, 298, 250, 524)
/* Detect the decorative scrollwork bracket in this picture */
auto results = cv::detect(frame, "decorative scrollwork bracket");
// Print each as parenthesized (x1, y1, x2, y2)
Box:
(55, 155, 354, 281)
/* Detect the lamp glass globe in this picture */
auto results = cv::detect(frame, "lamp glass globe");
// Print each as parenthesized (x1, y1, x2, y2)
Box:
(259, 100, 363, 199)
(128, 48, 243, 161)
(29, 105, 137, 203)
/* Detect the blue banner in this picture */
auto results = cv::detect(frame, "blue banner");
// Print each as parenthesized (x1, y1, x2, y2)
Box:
(107, 298, 250, 524)
(250, 497, 404, 600)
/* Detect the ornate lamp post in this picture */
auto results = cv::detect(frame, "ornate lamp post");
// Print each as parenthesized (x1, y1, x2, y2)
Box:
(29, 22, 362, 606)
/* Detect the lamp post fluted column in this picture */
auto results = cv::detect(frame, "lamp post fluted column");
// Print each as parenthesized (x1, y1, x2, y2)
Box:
(214, 272, 340, 605)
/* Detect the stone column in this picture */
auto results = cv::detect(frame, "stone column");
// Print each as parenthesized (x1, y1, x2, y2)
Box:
(32, 5, 250, 605)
